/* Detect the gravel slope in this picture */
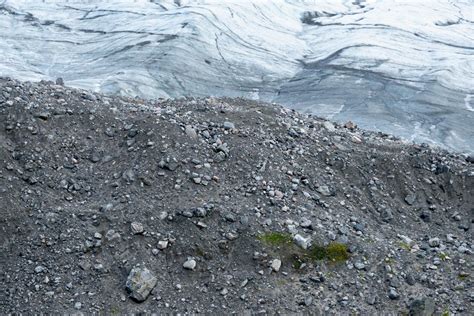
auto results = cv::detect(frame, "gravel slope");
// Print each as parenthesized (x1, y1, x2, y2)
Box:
(0, 78, 473, 314)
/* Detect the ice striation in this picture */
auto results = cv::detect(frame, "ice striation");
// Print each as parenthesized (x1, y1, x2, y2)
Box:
(0, 0, 473, 152)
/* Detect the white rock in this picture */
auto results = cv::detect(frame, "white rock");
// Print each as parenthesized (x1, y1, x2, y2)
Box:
(398, 234, 414, 247)
(157, 240, 168, 250)
(131, 222, 144, 234)
(183, 259, 197, 270)
(323, 121, 335, 131)
(271, 259, 282, 272)
(185, 125, 198, 139)
(294, 234, 311, 250)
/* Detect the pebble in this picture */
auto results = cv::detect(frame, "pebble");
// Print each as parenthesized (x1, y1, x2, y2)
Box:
(405, 273, 416, 286)
(351, 135, 362, 144)
(131, 222, 144, 234)
(271, 259, 282, 272)
(157, 240, 168, 250)
(354, 262, 366, 270)
(317, 185, 332, 197)
(304, 296, 313, 306)
(388, 288, 399, 300)
(381, 209, 394, 222)
(300, 218, 312, 229)
(105, 230, 121, 241)
(183, 259, 197, 270)
(366, 295, 376, 305)
(353, 223, 365, 232)
(428, 237, 440, 247)
(404, 193, 416, 205)
(409, 298, 435, 316)
(223, 121, 235, 130)
(185, 125, 198, 139)
(294, 234, 311, 250)
(322, 121, 335, 131)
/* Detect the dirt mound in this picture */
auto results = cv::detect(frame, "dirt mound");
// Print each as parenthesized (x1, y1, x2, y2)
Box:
(1, 78, 472, 314)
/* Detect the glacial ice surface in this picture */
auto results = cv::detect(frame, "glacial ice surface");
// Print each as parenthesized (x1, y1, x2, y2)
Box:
(1, 0, 473, 152)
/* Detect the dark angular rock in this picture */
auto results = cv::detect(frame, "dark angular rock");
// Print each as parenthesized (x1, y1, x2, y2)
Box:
(405, 193, 416, 205)
(408, 298, 435, 316)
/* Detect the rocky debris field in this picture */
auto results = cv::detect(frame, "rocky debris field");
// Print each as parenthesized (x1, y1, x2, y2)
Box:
(0, 77, 473, 314)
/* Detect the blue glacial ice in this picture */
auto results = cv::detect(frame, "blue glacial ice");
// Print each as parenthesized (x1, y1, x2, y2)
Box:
(0, 0, 473, 152)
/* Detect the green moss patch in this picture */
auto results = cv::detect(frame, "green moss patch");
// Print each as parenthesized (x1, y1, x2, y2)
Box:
(258, 232, 293, 246)
(258, 231, 349, 267)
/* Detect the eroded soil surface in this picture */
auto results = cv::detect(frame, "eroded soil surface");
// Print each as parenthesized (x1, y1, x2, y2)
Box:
(1, 78, 472, 314)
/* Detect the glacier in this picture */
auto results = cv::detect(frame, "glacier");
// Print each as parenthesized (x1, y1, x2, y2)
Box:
(0, 0, 473, 152)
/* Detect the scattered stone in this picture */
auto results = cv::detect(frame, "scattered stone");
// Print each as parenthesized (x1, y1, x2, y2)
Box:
(105, 230, 121, 241)
(428, 237, 440, 247)
(351, 135, 362, 144)
(183, 259, 197, 270)
(294, 234, 311, 250)
(303, 296, 313, 306)
(157, 240, 168, 250)
(300, 218, 312, 229)
(408, 298, 435, 316)
(419, 210, 431, 223)
(381, 209, 394, 222)
(125, 266, 157, 302)
(366, 295, 376, 305)
(344, 121, 356, 130)
(223, 121, 235, 130)
(185, 125, 198, 139)
(317, 185, 332, 197)
(271, 259, 282, 272)
(35, 112, 50, 120)
(131, 222, 144, 234)
(405, 193, 416, 205)
(354, 262, 366, 270)
(122, 169, 136, 182)
(405, 273, 416, 286)
(388, 288, 399, 300)
(322, 121, 335, 131)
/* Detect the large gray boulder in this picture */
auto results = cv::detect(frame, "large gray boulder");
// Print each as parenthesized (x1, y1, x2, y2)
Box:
(125, 266, 157, 302)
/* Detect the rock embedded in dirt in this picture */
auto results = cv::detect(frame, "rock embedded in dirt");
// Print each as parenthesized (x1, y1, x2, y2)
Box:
(131, 222, 144, 234)
(223, 121, 235, 130)
(428, 237, 440, 247)
(388, 288, 400, 300)
(271, 259, 282, 272)
(183, 259, 197, 270)
(294, 234, 311, 250)
(185, 125, 198, 139)
(354, 261, 366, 270)
(125, 266, 157, 302)
(408, 298, 435, 316)
(317, 185, 332, 197)
(404, 193, 417, 205)
(157, 240, 168, 250)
